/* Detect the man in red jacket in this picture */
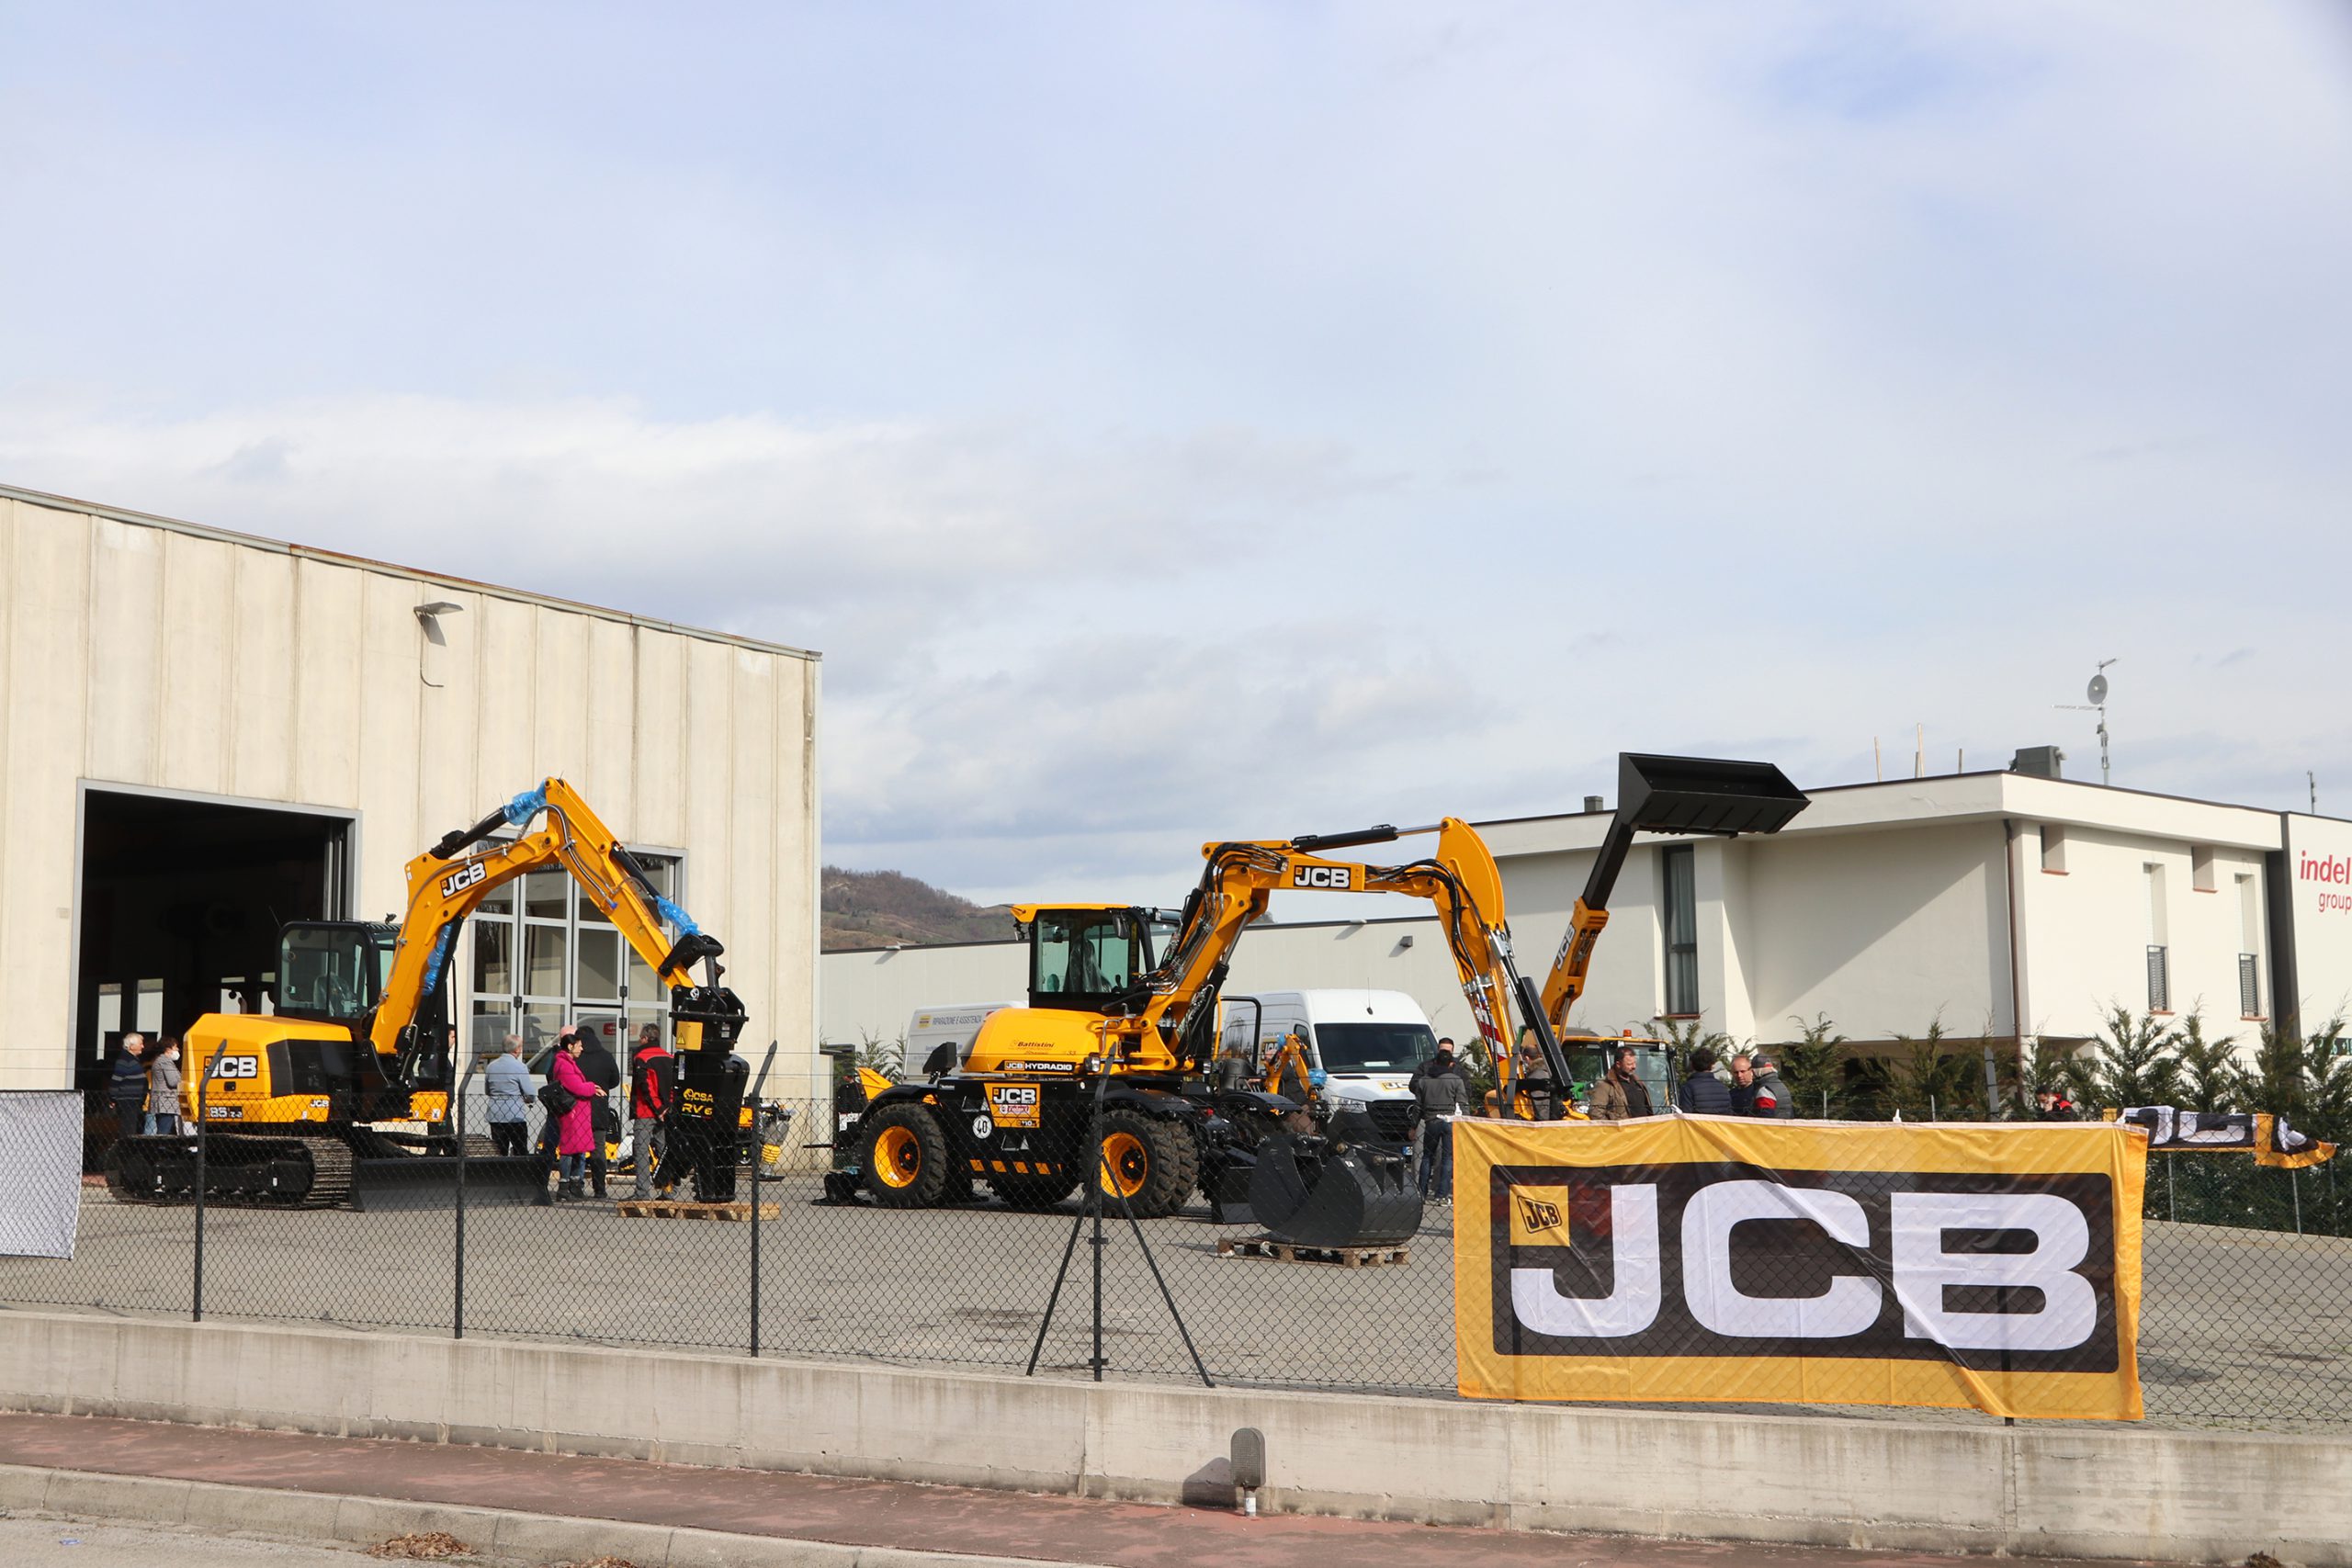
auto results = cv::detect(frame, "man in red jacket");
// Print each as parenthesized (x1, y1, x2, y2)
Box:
(628, 1022, 677, 1198)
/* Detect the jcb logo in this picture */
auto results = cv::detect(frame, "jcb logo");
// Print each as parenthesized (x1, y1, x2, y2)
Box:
(1290, 864, 1354, 890)
(209, 1056, 260, 1080)
(439, 861, 488, 899)
(989, 1085, 1039, 1108)
(1494, 1165, 2120, 1369)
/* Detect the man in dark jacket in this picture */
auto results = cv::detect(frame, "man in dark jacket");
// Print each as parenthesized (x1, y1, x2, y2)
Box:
(1409, 1041, 1475, 1198)
(1587, 1046, 1655, 1121)
(577, 1025, 623, 1198)
(1677, 1047, 1734, 1115)
(1728, 1054, 1796, 1117)
(108, 1035, 149, 1142)
(628, 1023, 676, 1198)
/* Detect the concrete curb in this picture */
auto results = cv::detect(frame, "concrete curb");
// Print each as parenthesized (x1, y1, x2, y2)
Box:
(0, 1462, 1112, 1568)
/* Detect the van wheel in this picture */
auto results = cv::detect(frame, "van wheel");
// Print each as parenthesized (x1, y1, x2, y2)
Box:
(861, 1103, 948, 1207)
(1091, 1109, 1198, 1219)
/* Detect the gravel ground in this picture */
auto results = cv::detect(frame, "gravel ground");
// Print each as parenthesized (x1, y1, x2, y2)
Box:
(3, 1177, 2345, 1432)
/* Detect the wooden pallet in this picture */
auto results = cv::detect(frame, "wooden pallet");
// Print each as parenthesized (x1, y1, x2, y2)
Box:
(1216, 1235, 1410, 1269)
(615, 1199, 781, 1221)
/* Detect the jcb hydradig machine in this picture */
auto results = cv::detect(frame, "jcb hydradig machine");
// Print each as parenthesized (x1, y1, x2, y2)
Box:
(107, 779, 751, 1211)
(831, 752, 1806, 1249)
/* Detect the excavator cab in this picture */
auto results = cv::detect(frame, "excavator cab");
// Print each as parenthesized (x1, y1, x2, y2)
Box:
(274, 922, 399, 1028)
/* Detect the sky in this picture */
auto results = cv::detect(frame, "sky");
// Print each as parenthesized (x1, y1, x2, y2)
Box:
(4, 2, 2350, 909)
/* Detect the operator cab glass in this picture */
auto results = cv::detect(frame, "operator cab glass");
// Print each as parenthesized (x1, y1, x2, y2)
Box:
(1312, 1021, 1437, 1074)
(276, 922, 399, 1026)
(1030, 908, 1150, 1011)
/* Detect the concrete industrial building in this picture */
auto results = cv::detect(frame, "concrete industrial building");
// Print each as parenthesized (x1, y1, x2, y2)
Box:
(0, 483, 821, 1096)
(824, 771, 2352, 1066)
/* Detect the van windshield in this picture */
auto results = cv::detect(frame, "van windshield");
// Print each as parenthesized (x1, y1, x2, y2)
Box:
(1314, 1021, 1438, 1073)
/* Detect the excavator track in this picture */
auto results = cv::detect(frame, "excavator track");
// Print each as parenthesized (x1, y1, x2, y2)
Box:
(105, 1132, 356, 1210)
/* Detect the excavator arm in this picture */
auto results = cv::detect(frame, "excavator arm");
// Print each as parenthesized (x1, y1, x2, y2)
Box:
(368, 778, 727, 1079)
(1535, 753, 1810, 1044)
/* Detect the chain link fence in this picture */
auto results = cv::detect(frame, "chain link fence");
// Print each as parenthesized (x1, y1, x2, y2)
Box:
(2, 1086, 2346, 1432)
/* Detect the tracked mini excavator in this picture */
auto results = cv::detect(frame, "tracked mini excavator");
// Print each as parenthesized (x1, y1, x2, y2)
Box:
(107, 780, 751, 1211)
(830, 752, 1806, 1249)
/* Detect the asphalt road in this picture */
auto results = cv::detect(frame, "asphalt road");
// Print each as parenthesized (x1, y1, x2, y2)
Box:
(3, 1174, 2346, 1431)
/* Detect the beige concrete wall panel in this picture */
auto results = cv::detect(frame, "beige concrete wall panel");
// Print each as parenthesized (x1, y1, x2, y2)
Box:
(1, 504, 94, 1086)
(528, 603, 592, 790)
(680, 638, 734, 929)
(226, 550, 298, 802)
(0, 503, 14, 1030)
(154, 532, 238, 796)
(628, 631, 686, 845)
(411, 588, 486, 839)
(82, 517, 164, 786)
(356, 573, 434, 911)
(471, 595, 539, 805)
(1501, 845, 1665, 1035)
(727, 649, 779, 1052)
(579, 616, 637, 823)
(290, 558, 367, 808)
(776, 659, 821, 1087)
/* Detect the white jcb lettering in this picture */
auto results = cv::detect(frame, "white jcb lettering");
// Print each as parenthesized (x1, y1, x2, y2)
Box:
(1890, 1191, 2097, 1352)
(1680, 1180, 1880, 1339)
(1510, 1185, 1660, 1337)
(1290, 864, 1351, 889)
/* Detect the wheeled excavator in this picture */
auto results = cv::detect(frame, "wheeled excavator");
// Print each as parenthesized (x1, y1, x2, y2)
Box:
(106, 780, 754, 1210)
(829, 752, 1807, 1248)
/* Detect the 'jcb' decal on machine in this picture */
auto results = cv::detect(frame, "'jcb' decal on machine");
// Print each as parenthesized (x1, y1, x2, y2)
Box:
(987, 1083, 1043, 1127)
(209, 1056, 260, 1080)
(439, 861, 489, 899)
(1490, 1164, 2120, 1370)
(1289, 863, 1357, 890)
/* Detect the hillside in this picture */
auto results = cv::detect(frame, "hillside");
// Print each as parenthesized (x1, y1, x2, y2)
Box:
(821, 865, 1017, 951)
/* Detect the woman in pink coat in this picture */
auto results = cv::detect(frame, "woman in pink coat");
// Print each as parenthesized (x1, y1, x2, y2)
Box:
(550, 1033, 600, 1202)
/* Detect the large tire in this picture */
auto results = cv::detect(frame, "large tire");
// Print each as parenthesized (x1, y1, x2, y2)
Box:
(991, 1169, 1079, 1210)
(1091, 1108, 1198, 1219)
(860, 1102, 949, 1207)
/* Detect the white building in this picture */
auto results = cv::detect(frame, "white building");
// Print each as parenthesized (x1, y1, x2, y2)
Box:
(823, 772, 2352, 1065)
(0, 484, 822, 1096)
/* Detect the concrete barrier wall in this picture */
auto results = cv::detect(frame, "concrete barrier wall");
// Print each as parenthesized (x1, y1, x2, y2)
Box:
(0, 1312, 2344, 1565)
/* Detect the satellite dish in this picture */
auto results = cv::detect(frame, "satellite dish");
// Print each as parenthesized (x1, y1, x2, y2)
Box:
(2087, 672, 2109, 705)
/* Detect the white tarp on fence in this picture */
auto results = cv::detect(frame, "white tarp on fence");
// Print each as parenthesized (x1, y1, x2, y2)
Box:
(0, 1093, 83, 1258)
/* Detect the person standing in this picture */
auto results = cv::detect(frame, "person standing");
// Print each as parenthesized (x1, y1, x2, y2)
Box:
(109, 1034, 149, 1142)
(484, 1036, 535, 1156)
(145, 1037, 184, 1135)
(628, 1023, 676, 1198)
(1588, 1046, 1656, 1121)
(1676, 1047, 1733, 1115)
(548, 1033, 600, 1201)
(1410, 1040, 1474, 1199)
(575, 1025, 623, 1199)
(1743, 1055, 1795, 1118)
(1513, 1027, 1555, 1121)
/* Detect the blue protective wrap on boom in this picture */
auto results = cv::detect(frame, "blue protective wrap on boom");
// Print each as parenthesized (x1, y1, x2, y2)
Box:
(656, 894, 702, 936)
(501, 784, 549, 829)
(421, 921, 456, 999)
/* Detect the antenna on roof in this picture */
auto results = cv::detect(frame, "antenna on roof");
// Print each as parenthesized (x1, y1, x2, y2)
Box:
(2056, 658, 2118, 786)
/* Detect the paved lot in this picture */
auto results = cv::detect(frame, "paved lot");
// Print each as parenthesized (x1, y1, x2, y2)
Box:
(3, 1177, 2346, 1431)
(0, 1517, 380, 1568)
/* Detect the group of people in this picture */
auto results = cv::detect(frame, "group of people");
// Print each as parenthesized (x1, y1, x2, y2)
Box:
(106, 1032, 185, 1138)
(481, 1021, 680, 1202)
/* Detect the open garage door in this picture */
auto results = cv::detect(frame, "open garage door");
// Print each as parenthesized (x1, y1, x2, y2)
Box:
(74, 788, 353, 1093)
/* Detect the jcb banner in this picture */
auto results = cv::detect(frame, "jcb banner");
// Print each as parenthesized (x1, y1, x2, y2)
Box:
(2114, 1107, 2335, 1169)
(1453, 1116, 2145, 1420)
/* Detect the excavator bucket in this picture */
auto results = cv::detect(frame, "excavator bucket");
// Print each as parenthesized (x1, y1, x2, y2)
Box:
(1244, 1106, 1423, 1248)
(345, 1132, 550, 1212)
(1616, 752, 1809, 837)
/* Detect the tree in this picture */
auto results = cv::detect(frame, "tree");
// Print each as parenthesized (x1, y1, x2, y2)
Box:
(1872, 1019, 1987, 1120)
(2064, 1007, 2180, 1112)
(1771, 1014, 1849, 1119)
(2170, 1015, 2239, 1114)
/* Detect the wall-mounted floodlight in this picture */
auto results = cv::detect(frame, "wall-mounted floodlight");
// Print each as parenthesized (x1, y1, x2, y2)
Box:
(415, 601, 464, 687)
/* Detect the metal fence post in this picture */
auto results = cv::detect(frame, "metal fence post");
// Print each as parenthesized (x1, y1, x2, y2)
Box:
(749, 1124, 762, 1359)
(453, 1058, 477, 1339)
(193, 1043, 226, 1324)
(2290, 1168, 2301, 1236)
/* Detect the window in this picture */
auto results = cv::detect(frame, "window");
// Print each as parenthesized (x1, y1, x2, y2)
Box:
(2238, 873, 2262, 1017)
(468, 848, 684, 1055)
(1032, 909, 1139, 1006)
(2145, 863, 2170, 1012)
(2041, 825, 2067, 874)
(1661, 844, 1698, 1016)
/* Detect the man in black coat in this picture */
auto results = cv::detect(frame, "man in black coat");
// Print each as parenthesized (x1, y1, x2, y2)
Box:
(1677, 1047, 1734, 1115)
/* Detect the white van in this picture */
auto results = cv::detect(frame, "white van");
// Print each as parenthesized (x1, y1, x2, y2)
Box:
(903, 1002, 1015, 1078)
(1216, 989, 1438, 1152)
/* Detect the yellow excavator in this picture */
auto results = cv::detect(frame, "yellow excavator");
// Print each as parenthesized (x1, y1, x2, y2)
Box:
(830, 752, 1806, 1248)
(107, 779, 753, 1210)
